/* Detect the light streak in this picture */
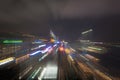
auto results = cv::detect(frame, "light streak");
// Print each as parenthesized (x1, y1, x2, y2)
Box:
(38, 68, 46, 80)
(0, 57, 15, 66)
(32, 67, 42, 79)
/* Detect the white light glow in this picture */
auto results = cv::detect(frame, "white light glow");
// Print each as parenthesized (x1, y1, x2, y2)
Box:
(42, 65, 58, 79)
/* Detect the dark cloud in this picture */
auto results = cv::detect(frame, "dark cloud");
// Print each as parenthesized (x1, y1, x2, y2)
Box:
(59, 0, 120, 19)
(0, 0, 120, 41)
(0, 0, 120, 23)
(0, 0, 52, 23)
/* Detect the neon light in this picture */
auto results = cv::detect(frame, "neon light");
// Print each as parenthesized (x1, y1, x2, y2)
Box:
(39, 44, 46, 48)
(0, 57, 15, 66)
(53, 44, 57, 47)
(41, 46, 52, 54)
(30, 46, 52, 56)
(59, 47, 64, 52)
(3, 40, 23, 44)
(30, 51, 41, 56)
(43, 65, 58, 79)
(56, 41, 60, 43)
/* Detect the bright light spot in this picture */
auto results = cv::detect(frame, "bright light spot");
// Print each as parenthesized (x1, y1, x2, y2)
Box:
(56, 41, 60, 43)
(30, 46, 52, 56)
(41, 65, 58, 80)
(0, 57, 15, 66)
(65, 48, 71, 54)
(95, 70, 112, 80)
(50, 39, 55, 43)
(30, 50, 41, 56)
(41, 46, 52, 54)
(59, 47, 64, 52)
(39, 44, 46, 48)
(3, 40, 23, 44)
(53, 44, 57, 47)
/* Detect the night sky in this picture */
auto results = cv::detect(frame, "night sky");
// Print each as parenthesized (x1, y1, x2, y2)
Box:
(0, 0, 120, 42)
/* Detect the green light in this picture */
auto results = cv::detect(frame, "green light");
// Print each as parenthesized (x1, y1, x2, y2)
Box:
(3, 40, 23, 44)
